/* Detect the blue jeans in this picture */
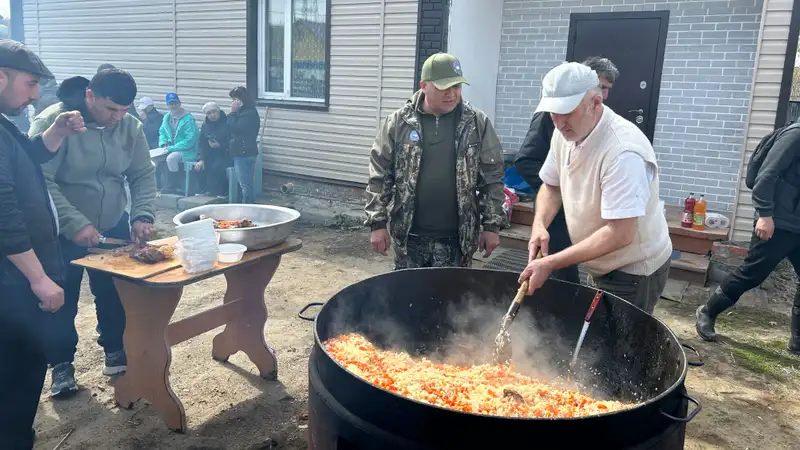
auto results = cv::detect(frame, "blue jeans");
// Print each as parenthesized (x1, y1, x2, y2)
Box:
(46, 213, 130, 365)
(234, 156, 257, 204)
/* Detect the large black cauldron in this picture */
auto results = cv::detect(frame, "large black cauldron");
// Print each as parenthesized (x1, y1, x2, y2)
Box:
(304, 268, 700, 450)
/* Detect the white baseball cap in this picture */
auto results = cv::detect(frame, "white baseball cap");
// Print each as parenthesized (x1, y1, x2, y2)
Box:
(534, 62, 600, 115)
(137, 96, 154, 111)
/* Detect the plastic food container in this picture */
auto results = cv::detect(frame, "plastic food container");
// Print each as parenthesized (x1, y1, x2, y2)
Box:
(217, 243, 247, 263)
(175, 218, 217, 242)
(176, 237, 219, 274)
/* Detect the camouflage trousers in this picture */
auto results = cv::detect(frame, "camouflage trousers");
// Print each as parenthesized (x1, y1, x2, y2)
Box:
(394, 234, 468, 270)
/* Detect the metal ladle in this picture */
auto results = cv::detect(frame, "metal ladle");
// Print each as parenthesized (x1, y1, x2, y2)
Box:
(493, 279, 530, 365)
(493, 251, 543, 365)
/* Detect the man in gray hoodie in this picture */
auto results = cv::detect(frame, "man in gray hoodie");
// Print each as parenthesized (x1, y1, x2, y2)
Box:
(30, 68, 157, 397)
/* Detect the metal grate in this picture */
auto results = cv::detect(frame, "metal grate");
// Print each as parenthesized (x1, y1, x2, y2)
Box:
(481, 248, 589, 284)
(482, 248, 529, 272)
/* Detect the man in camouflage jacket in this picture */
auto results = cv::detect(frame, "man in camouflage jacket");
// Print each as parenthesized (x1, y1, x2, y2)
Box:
(365, 53, 507, 269)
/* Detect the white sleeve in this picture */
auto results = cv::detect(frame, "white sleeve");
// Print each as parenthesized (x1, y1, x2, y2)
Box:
(538, 149, 560, 187)
(600, 151, 655, 220)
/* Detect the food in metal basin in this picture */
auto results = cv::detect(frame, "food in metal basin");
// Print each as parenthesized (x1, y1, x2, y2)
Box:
(111, 244, 175, 264)
(324, 333, 638, 418)
(198, 214, 256, 229)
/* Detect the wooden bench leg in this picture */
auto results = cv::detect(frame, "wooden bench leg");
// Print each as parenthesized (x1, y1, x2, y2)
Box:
(212, 256, 281, 380)
(113, 279, 187, 432)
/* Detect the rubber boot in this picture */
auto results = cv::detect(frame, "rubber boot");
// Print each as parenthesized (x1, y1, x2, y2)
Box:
(695, 287, 736, 342)
(789, 314, 800, 355)
(789, 290, 800, 354)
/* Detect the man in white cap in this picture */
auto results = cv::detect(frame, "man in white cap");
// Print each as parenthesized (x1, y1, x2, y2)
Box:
(518, 62, 672, 314)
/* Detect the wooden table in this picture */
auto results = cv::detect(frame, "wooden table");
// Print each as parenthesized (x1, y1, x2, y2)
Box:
(72, 237, 302, 432)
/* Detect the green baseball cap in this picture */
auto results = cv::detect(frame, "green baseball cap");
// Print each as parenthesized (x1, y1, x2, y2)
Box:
(420, 53, 468, 90)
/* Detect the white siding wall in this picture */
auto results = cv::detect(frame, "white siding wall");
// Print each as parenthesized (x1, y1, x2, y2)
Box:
(175, 0, 248, 115)
(23, 0, 174, 111)
(22, 0, 418, 184)
(731, 0, 795, 242)
(267, 0, 418, 182)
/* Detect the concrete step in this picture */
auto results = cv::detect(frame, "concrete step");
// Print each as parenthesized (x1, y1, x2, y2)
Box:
(669, 251, 710, 286)
(499, 223, 530, 250)
(155, 193, 225, 211)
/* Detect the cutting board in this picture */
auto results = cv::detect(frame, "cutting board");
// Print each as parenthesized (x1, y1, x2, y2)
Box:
(72, 237, 182, 280)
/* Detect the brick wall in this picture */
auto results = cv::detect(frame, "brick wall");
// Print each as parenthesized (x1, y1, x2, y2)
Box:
(497, 0, 763, 213)
(414, 0, 449, 87)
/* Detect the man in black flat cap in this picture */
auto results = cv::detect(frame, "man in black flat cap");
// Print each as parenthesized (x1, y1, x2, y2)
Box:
(0, 39, 86, 449)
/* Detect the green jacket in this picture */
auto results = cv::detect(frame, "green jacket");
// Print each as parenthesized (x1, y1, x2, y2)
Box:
(159, 111, 199, 162)
(30, 103, 157, 239)
(365, 91, 507, 266)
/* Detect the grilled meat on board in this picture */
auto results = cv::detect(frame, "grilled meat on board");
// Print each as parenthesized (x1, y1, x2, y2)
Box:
(110, 244, 175, 264)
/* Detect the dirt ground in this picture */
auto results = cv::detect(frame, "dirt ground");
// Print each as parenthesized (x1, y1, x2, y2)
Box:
(30, 208, 800, 450)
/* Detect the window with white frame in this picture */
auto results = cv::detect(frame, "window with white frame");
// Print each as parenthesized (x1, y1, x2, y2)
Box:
(258, 0, 329, 103)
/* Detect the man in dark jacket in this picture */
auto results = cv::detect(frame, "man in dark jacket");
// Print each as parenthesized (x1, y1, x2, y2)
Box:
(514, 56, 619, 283)
(696, 125, 800, 354)
(0, 39, 85, 450)
(195, 101, 231, 197)
(227, 86, 261, 204)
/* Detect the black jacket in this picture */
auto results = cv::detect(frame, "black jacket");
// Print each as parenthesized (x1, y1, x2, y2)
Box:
(141, 108, 164, 149)
(227, 106, 260, 158)
(514, 111, 556, 192)
(198, 111, 230, 162)
(0, 115, 65, 287)
(752, 126, 800, 233)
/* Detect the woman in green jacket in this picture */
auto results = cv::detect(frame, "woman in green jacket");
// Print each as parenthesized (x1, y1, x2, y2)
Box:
(157, 92, 199, 192)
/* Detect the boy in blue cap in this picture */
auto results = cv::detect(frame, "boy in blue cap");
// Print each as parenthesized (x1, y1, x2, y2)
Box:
(157, 92, 199, 192)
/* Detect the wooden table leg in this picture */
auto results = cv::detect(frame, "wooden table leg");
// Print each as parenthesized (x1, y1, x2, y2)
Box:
(212, 255, 281, 380)
(113, 279, 187, 432)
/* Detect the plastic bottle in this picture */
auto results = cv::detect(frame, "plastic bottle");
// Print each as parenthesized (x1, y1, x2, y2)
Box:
(692, 195, 707, 231)
(681, 193, 696, 228)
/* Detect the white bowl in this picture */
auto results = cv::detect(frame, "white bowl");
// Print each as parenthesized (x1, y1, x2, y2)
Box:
(217, 243, 247, 263)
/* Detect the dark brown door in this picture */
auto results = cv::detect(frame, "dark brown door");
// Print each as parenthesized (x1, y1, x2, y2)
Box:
(566, 11, 670, 142)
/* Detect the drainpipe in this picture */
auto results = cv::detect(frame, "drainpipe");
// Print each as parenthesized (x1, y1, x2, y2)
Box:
(34, 0, 41, 52)
(729, 0, 770, 242)
(172, 0, 178, 92)
(375, 0, 386, 127)
(10, 0, 24, 42)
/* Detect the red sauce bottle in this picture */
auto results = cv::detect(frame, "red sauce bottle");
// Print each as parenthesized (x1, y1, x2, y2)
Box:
(681, 193, 696, 228)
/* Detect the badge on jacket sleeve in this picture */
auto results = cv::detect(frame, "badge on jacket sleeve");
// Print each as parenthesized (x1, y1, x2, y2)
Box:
(410, 130, 420, 142)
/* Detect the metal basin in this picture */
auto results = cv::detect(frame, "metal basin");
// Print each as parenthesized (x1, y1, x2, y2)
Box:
(173, 204, 300, 250)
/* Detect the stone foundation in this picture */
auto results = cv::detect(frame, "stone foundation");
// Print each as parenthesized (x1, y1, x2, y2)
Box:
(709, 240, 797, 308)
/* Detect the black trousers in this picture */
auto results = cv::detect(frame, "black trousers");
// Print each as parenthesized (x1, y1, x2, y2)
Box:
(0, 285, 48, 450)
(548, 208, 580, 284)
(720, 227, 800, 314)
(46, 213, 129, 365)
(199, 154, 232, 197)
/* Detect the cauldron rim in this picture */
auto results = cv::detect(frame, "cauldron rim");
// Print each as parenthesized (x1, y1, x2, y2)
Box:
(312, 267, 689, 422)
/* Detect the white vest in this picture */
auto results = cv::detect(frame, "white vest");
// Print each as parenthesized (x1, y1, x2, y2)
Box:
(552, 105, 672, 277)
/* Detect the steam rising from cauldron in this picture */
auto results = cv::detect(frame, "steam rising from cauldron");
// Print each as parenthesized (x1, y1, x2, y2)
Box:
(321, 275, 613, 400)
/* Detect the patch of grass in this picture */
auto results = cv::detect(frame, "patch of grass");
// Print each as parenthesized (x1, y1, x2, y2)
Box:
(763, 339, 791, 353)
(715, 309, 788, 330)
(724, 339, 799, 380)
(323, 213, 364, 231)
